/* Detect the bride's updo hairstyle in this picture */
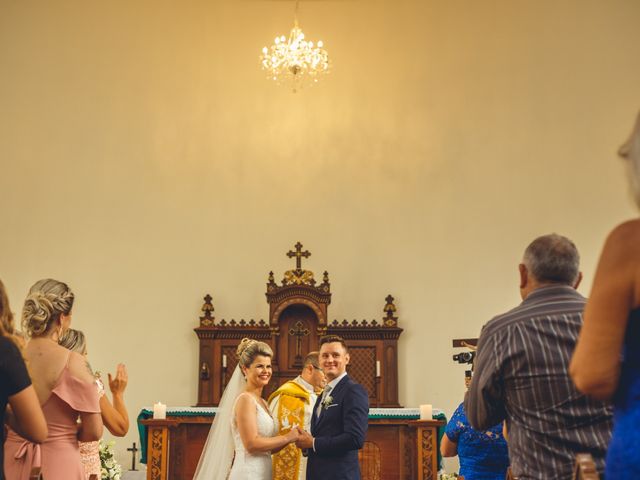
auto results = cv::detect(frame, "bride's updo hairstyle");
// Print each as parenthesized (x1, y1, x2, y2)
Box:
(236, 338, 273, 368)
(22, 279, 74, 337)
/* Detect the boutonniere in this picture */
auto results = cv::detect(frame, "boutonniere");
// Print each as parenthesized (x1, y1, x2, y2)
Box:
(322, 395, 334, 410)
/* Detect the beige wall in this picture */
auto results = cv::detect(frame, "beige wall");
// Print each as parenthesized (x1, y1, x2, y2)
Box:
(1, 0, 639, 470)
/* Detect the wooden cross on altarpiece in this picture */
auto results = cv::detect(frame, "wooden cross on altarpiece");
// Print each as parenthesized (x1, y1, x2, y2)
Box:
(286, 242, 312, 366)
(287, 242, 311, 271)
(289, 320, 310, 365)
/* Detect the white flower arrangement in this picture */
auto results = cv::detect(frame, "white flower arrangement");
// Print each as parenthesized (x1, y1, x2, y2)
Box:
(99, 440, 123, 480)
(438, 473, 460, 480)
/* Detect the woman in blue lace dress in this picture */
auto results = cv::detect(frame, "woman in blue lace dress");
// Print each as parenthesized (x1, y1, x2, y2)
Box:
(570, 110, 640, 479)
(441, 374, 509, 480)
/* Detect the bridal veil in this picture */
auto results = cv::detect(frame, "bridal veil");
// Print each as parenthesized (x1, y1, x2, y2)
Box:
(193, 364, 245, 480)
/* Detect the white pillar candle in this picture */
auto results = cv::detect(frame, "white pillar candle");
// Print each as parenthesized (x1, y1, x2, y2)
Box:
(222, 354, 227, 368)
(153, 402, 166, 420)
(419, 404, 432, 420)
(376, 360, 381, 377)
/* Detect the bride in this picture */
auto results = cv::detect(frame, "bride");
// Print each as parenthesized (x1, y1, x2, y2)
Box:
(193, 338, 300, 480)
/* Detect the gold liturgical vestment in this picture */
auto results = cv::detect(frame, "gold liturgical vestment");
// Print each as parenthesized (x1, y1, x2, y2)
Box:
(268, 377, 317, 480)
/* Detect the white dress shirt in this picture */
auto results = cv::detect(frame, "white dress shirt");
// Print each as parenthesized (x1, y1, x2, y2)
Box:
(316, 371, 347, 418)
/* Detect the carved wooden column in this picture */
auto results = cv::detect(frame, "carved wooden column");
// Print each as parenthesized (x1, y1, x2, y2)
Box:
(141, 419, 178, 480)
(381, 295, 401, 407)
(411, 420, 444, 480)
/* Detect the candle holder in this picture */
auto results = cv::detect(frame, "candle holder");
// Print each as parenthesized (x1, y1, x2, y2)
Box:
(200, 362, 210, 380)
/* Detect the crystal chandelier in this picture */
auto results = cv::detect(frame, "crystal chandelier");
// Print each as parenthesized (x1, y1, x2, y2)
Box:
(260, 0, 330, 92)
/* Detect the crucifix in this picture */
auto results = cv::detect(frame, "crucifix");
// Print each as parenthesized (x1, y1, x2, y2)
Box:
(287, 242, 311, 271)
(289, 320, 310, 363)
(127, 442, 139, 471)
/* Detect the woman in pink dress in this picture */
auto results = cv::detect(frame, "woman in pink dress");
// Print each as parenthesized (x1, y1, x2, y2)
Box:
(3, 279, 103, 480)
(59, 328, 130, 479)
(0, 279, 48, 480)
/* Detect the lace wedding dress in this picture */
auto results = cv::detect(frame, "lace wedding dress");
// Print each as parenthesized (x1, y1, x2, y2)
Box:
(228, 393, 277, 479)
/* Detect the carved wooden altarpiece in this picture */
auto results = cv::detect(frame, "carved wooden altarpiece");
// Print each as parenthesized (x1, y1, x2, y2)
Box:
(141, 245, 444, 480)
(194, 242, 403, 407)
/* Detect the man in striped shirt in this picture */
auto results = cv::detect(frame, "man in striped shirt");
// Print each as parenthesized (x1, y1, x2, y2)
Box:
(465, 234, 612, 479)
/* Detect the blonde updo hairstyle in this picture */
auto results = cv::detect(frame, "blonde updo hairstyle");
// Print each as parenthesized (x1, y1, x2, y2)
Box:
(236, 338, 273, 370)
(22, 279, 75, 338)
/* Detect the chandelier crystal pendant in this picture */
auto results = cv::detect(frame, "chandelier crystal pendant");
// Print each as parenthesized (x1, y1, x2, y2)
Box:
(260, 0, 330, 92)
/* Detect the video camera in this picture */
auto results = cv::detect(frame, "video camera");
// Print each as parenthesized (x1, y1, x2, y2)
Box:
(452, 351, 476, 365)
(452, 338, 478, 366)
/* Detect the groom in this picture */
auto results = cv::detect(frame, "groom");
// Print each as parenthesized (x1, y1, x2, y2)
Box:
(295, 335, 369, 480)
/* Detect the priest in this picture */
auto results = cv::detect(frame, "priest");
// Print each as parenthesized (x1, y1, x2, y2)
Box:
(269, 352, 326, 480)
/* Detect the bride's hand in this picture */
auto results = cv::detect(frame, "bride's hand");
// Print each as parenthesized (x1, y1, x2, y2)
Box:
(286, 426, 300, 443)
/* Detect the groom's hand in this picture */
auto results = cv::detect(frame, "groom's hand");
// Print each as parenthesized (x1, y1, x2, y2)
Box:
(285, 426, 300, 443)
(295, 429, 314, 449)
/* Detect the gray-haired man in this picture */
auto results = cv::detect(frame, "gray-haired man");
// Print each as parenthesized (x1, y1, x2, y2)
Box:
(465, 234, 613, 479)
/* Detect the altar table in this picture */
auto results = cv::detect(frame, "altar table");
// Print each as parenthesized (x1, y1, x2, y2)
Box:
(138, 407, 445, 480)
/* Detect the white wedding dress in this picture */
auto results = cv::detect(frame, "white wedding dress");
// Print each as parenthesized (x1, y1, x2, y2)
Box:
(192, 366, 277, 480)
(228, 393, 277, 480)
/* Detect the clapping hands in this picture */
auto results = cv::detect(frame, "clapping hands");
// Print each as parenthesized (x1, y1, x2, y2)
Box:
(108, 363, 128, 395)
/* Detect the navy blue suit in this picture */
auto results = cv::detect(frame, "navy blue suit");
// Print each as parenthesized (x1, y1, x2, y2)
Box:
(307, 374, 369, 480)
